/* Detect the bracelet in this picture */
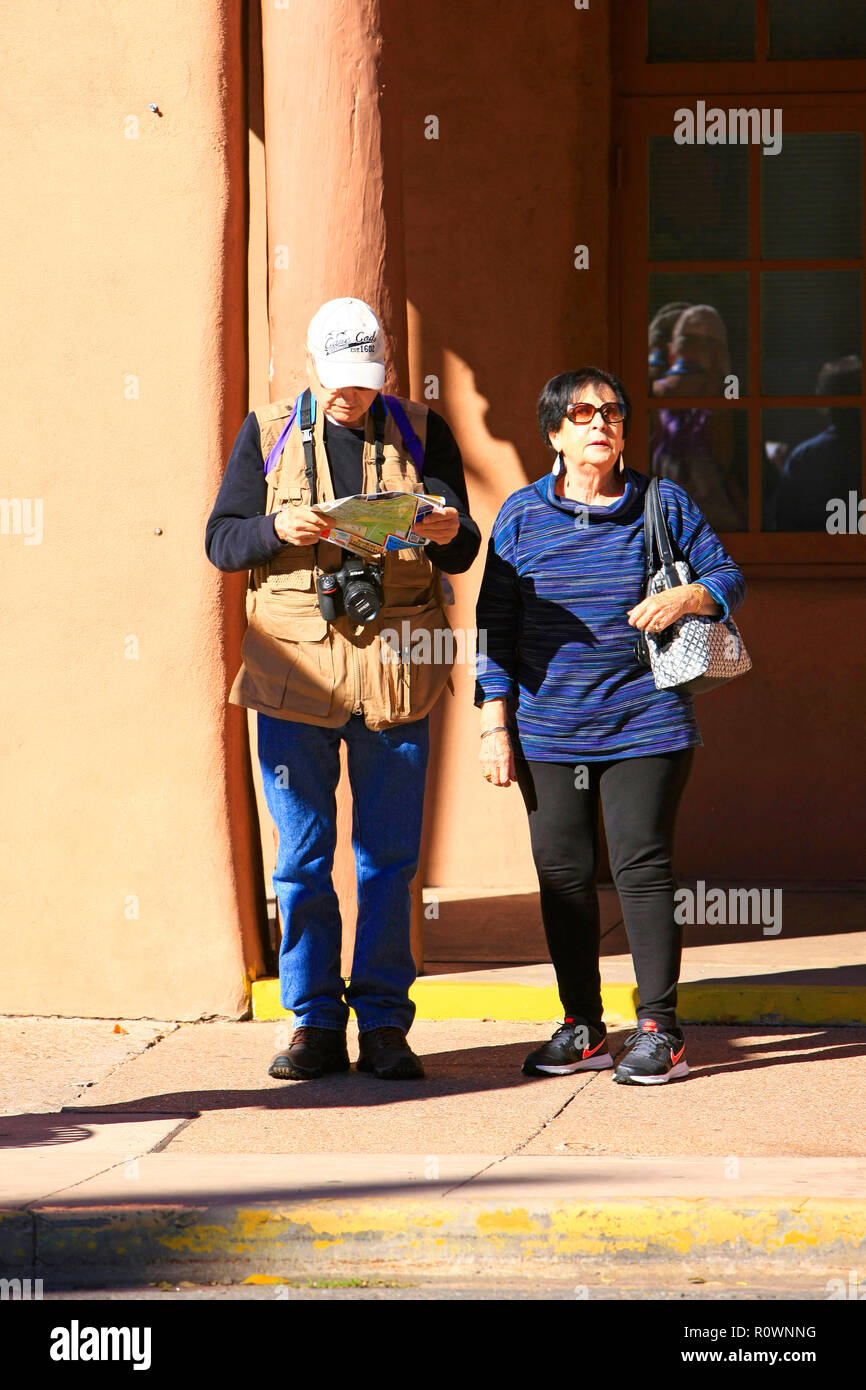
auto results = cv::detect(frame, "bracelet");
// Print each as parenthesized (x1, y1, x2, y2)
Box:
(480, 725, 509, 738)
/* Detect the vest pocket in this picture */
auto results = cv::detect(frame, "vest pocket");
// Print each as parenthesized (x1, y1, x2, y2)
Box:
(265, 542, 316, 593)
(241, 594, 334, 715)
(376, 601, 455, 725)
(382, 548, 435, 608)
(380, 461, 422, 493)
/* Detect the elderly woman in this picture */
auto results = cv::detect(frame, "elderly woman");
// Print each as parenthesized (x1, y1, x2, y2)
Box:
(475, 367, 745, 1084)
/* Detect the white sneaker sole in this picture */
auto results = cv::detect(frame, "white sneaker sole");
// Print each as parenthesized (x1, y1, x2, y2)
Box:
(615, 1060, 690, 1085)
(531, 1053, 614, 1074)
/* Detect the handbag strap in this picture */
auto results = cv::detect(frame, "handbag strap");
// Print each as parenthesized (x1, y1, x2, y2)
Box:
(645, 477, 683, 589)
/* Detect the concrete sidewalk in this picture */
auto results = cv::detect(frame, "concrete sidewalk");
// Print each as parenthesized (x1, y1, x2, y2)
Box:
(1, 1017, 864, 1286)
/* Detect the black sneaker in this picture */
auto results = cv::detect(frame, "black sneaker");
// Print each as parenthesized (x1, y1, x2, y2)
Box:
(356, 1026, 425, 1080)
(522, 1019, 613, 1076)
(268, 1026, 350, 1081)
(613, 1019, 689, 1085)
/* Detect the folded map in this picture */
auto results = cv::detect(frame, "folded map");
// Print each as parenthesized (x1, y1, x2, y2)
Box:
(311, 491, 447, 559)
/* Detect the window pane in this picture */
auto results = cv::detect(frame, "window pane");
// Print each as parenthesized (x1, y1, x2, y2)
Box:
(649, 274, 748, 395)
(650, 408, 749, 531)
(762, 133, 862, 260)
(761, 271, 861, 395)
(763, 408, 861, 531)
(650, 138, 749, 260)
(769, 0, 866, 60)
(648, 0, 755, 62)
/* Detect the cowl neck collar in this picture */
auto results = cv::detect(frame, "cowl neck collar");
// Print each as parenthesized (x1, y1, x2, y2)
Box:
(534, 467, 644, 522)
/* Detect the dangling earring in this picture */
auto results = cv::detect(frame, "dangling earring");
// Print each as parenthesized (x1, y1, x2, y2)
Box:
(552, 450, 564, 478)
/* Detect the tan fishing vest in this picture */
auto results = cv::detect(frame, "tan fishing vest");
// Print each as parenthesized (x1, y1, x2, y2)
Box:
(228, 394, 455, 730)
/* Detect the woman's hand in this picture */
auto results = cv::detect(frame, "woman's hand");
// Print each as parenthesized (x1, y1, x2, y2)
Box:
(274, 505, 329, 546)
(480, 728, 516, 787)
(627, 583, 709, 633)
(479, 700, 515, 786)
(411, 506, 460, 545)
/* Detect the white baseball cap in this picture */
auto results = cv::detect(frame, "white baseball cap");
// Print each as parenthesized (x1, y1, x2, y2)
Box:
(306, 297, 386, 389)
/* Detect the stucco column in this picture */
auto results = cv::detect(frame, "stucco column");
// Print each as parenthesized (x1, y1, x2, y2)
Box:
(259, 0, 420, 971)
(261, 0, 409, 397)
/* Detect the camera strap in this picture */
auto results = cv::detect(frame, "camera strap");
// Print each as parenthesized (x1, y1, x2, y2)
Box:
(297, 388, 328, 585)
(298, 388, 318, 506)
(370, 394, 387, 493)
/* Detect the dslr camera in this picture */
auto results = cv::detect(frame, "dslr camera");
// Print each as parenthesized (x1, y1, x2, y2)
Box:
(316, 555, 384, 624)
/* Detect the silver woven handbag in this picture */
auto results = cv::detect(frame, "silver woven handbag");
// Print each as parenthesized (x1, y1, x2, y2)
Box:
(634, 478, 752, 695)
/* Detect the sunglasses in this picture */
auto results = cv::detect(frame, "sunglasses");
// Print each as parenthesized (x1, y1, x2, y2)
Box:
(565, 401, 626, 426)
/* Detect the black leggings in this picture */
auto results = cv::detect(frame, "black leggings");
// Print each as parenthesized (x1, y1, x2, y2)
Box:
(516, 749, 695, 1033)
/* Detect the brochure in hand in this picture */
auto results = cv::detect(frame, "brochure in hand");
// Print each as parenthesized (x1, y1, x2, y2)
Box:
(311, 490, 447, 559)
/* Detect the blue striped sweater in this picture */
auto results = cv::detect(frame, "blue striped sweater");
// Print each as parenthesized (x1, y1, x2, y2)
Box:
(474, 468, 746, 761)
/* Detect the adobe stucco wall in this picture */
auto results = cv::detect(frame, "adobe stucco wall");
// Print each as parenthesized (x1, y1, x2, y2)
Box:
(396, 0, 613, 890)
(0, 1, 263, 1017)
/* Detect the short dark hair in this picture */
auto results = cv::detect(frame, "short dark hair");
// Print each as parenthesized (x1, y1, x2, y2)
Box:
(816, 355, 861, 430)
(537, 367, 631, 451)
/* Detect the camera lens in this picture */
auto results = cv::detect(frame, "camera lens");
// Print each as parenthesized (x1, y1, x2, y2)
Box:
(343, 578, 381, 623)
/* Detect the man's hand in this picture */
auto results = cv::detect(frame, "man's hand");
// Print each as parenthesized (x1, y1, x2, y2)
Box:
(411, 506, 460, 546)
(274, 505, 329, 546)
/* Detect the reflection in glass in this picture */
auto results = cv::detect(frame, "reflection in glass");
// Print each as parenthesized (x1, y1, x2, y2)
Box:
(761, 272, 861, 396)
(763, 405, 861, 532)
(650, 409, 749, 532)
(649, 274, 748, 394)
(762, 134, 862, 261)
(648, 0, 755, 62)
(769, 0, 866, 60)
(650, 139, 748, 260)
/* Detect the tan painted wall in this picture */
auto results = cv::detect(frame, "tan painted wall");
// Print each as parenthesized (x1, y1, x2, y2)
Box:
(0, 1, 264, 1018)
(674, 578, 866, 882)
(397, 1, 613, 891)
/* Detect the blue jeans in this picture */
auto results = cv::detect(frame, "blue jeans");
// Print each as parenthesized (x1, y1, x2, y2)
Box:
(256, 712, 430, 1033)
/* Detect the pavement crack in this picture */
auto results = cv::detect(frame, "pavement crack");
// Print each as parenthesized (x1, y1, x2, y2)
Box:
(440, 1157, 504, 1198)
(23, 1156, 134, 1210)
(507, 1035, 631, 1158)
(63, 1021, 179, 1108)
(509, 1074, 595, 1156)
(150, 1116, 195, 1151)
(442, 1056, 619, 1192)
(22, 1112, 194, 1209)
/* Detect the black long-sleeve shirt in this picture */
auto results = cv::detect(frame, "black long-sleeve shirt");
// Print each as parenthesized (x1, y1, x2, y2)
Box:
(205, 406, 480, 575)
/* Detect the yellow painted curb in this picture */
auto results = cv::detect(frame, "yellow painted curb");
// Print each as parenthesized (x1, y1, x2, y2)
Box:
(26, 1198, 866, 1271)
(251, 976, 866, 1026)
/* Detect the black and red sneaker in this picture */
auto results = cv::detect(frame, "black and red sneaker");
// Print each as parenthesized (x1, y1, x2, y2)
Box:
(522, 1019, 613, 1076)
(613, 1019, 689, 1085)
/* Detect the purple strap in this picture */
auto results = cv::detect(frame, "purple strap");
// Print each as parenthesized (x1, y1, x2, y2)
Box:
(263, 401, 298, 477)
(382, 395, 425, 469)
(263, 394, 424, 475)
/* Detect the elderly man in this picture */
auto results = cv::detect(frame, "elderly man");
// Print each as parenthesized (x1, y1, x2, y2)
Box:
(206, 298, 479, 1080)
